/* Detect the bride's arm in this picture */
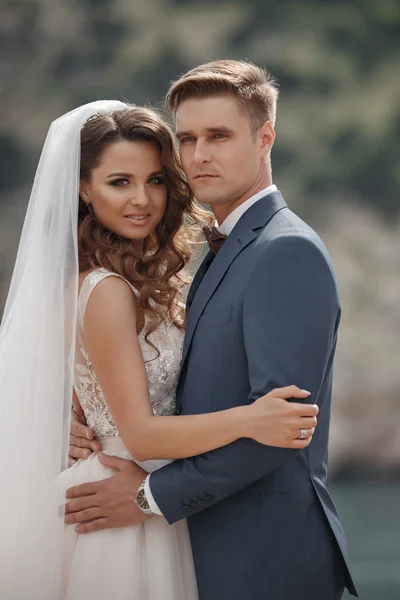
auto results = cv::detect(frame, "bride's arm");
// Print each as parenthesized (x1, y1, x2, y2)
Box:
(84, 277, 314, 462)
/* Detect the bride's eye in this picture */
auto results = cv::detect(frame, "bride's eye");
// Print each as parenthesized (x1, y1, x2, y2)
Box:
(109, 178, 129, 186)
(148, 176, 166, 185)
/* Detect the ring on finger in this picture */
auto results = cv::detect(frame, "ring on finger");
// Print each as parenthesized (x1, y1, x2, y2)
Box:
(298, 428, 307, 440)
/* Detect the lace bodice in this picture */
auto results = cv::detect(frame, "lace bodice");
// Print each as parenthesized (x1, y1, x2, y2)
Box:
(74, 268, 184, 437)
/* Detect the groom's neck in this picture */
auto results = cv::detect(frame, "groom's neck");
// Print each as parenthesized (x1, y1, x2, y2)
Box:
(212, 172, 273, 225)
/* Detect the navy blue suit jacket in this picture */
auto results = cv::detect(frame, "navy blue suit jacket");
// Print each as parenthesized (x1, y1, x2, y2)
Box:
(150, 192, 358, 600)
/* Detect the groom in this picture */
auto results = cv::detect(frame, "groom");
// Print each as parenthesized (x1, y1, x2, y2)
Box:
(67, 60, 357, 599)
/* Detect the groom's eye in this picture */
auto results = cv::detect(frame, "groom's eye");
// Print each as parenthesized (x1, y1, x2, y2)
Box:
(180, 136, 194, 145)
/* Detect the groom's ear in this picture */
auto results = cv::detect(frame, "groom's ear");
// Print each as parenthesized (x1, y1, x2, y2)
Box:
(259, 121, 275, 157)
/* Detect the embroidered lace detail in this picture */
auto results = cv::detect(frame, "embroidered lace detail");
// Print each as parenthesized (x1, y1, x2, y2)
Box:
(141, 336, 181, 418)
(75, 348, 118, 437)
(86, 268, 112, 290)
(74, 269, 184, 437)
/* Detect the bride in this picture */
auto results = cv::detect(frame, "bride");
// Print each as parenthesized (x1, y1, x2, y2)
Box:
(0, 101, 316, 599)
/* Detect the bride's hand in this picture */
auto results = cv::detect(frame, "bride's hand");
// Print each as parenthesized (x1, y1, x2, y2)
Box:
(246, 386, 318, 448)
(68, 410, 101, 467)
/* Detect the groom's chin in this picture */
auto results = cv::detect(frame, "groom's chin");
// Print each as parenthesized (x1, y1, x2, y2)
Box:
(193, 193, 223, 208)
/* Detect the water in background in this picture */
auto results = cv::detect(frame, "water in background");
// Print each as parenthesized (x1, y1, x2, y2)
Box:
(331, 481, 400, 599)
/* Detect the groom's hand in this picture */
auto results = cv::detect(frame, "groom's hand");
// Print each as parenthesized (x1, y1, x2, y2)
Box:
(65, 454, 150, 533)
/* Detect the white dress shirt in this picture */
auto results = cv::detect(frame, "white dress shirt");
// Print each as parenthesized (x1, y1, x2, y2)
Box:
(144, 184, 278, 516)
(218, 185, 277, 235)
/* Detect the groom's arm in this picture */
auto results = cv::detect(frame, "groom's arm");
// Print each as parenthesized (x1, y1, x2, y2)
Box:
(149, 234, 340, 524)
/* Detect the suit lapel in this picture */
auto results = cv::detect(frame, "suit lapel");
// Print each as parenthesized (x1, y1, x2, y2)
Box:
(181, 222, 256, 365)
(186, 251, 214, 311)
(181, 191, 288, 370)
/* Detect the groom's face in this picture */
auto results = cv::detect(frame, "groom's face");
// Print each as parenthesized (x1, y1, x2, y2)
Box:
(176, 94, 269, 218)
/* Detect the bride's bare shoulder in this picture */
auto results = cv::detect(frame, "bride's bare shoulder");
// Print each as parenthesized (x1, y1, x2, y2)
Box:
(78, 268, 96, 294)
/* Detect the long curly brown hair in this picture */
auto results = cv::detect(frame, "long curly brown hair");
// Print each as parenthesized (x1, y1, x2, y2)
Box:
(78, 105, 210, 345)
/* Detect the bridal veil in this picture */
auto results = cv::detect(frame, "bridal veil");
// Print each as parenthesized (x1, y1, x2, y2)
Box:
(0, 100, 125, 598)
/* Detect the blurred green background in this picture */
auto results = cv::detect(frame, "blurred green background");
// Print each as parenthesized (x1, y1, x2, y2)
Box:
(1, 1, 399, 597)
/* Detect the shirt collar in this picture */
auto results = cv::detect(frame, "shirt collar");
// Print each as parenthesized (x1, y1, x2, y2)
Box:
(217, 185, 278, 236)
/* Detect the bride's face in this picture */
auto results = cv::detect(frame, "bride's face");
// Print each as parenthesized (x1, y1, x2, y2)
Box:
(80, 140, 168, 242)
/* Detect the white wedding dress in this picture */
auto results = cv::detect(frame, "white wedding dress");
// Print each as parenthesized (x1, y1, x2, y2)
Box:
(60, 268, 199, 600)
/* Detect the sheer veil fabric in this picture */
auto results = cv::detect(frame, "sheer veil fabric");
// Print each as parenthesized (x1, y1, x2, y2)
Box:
(0, 101, 126, 598)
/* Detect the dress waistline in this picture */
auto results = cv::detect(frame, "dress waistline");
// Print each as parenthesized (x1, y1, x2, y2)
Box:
(97, 436, 129, 453)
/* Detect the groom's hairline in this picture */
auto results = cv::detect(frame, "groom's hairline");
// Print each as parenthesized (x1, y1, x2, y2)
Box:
(165, 60, 279, 132)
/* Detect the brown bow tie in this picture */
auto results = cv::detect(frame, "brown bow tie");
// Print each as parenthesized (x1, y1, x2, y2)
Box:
(203, 226, 228, 255)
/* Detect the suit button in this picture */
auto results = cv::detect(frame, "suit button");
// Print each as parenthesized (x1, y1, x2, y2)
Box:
(198, 500, 205, 507)
(174, 404, 183, 416)
(205, 495, 213, 502)
(182, 505, 189, 513)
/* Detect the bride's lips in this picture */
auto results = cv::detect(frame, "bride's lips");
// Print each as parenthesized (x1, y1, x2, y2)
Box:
(194, 174, 219, 180)
(124, 214, 151, 226)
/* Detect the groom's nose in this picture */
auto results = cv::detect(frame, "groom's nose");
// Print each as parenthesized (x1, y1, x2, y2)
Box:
(193, 139, 211, 164)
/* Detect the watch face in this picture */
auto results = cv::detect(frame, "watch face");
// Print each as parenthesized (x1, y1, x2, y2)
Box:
(137, 488, 150, 510)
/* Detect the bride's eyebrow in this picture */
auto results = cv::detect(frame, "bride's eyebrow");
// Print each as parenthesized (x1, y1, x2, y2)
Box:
(105, 170, 164, 179)
(105, 172, 132, 178)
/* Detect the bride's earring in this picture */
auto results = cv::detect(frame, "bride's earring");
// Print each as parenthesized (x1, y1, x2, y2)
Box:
(87, 203, 92, 214)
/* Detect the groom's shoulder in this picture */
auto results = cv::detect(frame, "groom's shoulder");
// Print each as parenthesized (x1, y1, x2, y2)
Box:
(267, 206, 317, 238)
(262, 206, 327, 253)
(254, 206, 335, 274)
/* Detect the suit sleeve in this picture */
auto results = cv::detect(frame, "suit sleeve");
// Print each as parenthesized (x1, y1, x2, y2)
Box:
(149, 234, 340, 524)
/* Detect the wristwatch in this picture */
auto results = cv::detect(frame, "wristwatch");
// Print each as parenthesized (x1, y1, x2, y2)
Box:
(135, 478, 154, 515)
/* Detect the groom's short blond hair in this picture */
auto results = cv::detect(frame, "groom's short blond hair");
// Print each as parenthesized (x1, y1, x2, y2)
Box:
(166, 59, 279, 134)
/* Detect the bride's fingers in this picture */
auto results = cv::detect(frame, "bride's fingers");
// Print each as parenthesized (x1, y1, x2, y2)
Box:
(70, 433, 101, 453)
(289, 402, 319, 417)
(69, 433, 90, 449)
(70, 421, 95, 440)
(270, 386, 311, 399)
(289, 436, 313, 449)
(290, 427, 315, 445)
(68, 445, 92, 460)
(296, 428, 315, 439)
(292, 416, 317, 430)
